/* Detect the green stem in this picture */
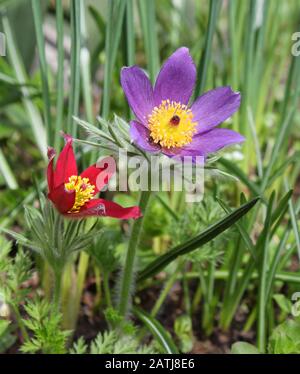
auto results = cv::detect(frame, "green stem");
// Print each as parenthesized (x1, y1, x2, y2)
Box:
(11, 304, 29, 341)
(103, 271, 112, 308)
(53, 268, 62, 311)
(118, 190, 152, 317)
(182, 263, 191, 317)
(71, 252, 89, 330)
(151, 261, 183, 317)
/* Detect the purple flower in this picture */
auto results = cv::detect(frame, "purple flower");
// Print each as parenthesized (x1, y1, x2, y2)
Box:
(120, 47, 244, 160)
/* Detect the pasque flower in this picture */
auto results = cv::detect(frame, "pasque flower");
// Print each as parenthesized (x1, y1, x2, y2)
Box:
(121, 47, 244, 159)
(47, 134, 141, 219)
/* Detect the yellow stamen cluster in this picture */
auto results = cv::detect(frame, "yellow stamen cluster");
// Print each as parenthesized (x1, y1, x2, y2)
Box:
(64, 175, 95, 213)
(148, 100, 197, 148)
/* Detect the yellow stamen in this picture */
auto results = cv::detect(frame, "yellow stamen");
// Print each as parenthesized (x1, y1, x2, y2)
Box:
(64, 175, 95, 213)
(148, 100, 197, 148)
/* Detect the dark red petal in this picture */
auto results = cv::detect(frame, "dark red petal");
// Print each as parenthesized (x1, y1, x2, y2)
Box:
(48, 183, 75, 214)
(54, 133, 77, 188)
(47, 147, 56, 192)
(80, 156, 116, 195)
(66, 198, 142, 220)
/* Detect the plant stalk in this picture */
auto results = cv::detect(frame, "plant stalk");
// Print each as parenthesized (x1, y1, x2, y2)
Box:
(118, 190, 152, 317)
(53, 268, 63, 311)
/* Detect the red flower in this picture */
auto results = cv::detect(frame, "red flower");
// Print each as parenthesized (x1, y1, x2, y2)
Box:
(47, 134, 141, 219)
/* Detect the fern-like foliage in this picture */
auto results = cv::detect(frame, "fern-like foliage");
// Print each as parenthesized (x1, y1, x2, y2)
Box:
(70, 329, 157, 354)
(20, 299, 71, 354)
(1, 196, 103, 275)
(170, 196, 232, 264)
(0, 235, 32, 308)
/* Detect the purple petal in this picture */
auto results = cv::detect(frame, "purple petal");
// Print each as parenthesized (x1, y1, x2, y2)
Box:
(179, 128, 245, 157)
(154, 47, 196, 106)
(130, 121, 161, 153)
(161, 147, 203, 164)
(191, 87, 241, 134)
(121, 66, 154, 125)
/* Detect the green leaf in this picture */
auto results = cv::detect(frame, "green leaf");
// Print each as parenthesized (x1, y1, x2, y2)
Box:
(273, 294, 292, 314)
(2, 15, 47, 158)
(101, 0, 126, 118)
(194, 0, 222, 96)
(138, 197, 260, 282)
(268, 319, 300, 354)
(0, 320, 16, 353)
(174, 315, 194, 353)
(137, 0, 159, 83)
(231, 342, 260, 354)
(133, 306, 179, 354)
(67, 0, 81, 136)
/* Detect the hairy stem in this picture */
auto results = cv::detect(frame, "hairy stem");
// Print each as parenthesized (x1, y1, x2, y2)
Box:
(118, 190, 152, 317)
(11, 304, 29, 341)
(103, 271, 112, 308)
(151, 260, 183, 317)
(53, 268, 62, 311)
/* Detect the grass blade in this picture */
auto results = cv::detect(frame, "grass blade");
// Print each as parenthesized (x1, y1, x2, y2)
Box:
(54, 0, 64, 150)
(2, 15, 47, 158)
(217, 197, 257, 261)
(257, 191, 274, 352)
(0, 148, 18, 189)
(125, 0, 135, 66)
(218, 158, 261, 197)
(101, 0, 126, 118)
(80, 1, 93, 124)
(137, 0, 160, 83)
(67, 0, 81, 136)
(194, 0, 222, 96)
(285, 179, 300, 261)
(31, 0, 52, 143)
(260, 108, 295, 192)
(133, 307, 179, 354)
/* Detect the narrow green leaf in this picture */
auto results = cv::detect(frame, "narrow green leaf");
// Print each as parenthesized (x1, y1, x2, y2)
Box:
(257, 191, 275, 353)
(194, 0, 221, 96)
(101, 0, 126, 118)
(0, 148, 18, 189)
(125, 0, 135, 66)
(218, 158, 261, 197)
(133, 307, 179, 354)
(285, 180, 300, 261)
(217, 197, 257, 261)
(248, 106, 263, 178)
(155, 194, 180, 221)
(267, 152, 300, 188)
(260, 108, 295, 192)
(31, 0, 52, 143)
(137, 0, 160, 83)
(54, 0, 64, 150)
(67, 0, 81, 136)
(270, 189, 293, 237)
(80, 1, 93, 124)
(2, 15, 47, 157)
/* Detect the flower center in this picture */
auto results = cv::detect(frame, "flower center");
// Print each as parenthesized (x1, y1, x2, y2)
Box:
(148, 100, 197, 148)
(64, 175, 95, 213)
